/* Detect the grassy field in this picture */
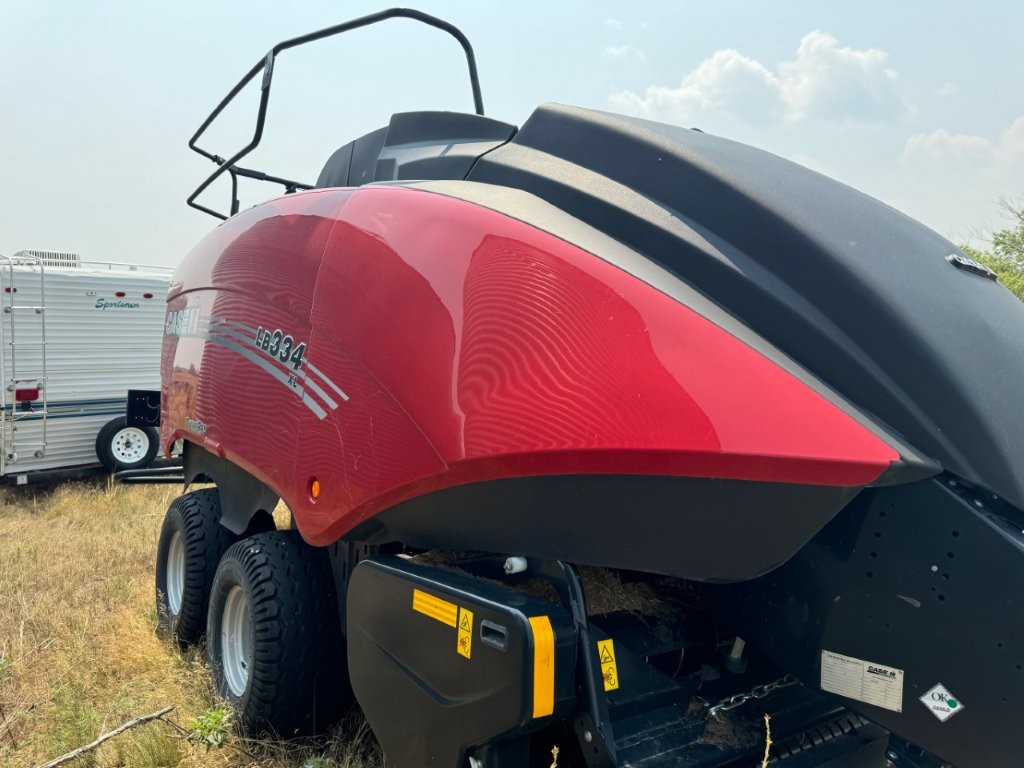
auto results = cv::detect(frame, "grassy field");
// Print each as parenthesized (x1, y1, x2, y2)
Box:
(0, 480, 381, 768)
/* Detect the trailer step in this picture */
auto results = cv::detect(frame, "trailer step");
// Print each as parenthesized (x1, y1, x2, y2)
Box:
(115, 464, 184, 484)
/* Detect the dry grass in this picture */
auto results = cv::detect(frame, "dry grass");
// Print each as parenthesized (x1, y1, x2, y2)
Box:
(0, 479, 380, 768)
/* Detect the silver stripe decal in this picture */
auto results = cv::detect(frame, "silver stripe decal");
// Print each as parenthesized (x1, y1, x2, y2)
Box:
(207, 317, 350, 405)
(301, 393, 328, 419)
(305, 361, 350, 402)
(177, 331, 328, 420)
(214, 317, 257, 334)
(298, 375, 338, 411)
(205, 323, 340, 410)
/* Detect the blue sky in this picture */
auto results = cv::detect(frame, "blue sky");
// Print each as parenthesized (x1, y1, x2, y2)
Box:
(2, 1, 1021, 266)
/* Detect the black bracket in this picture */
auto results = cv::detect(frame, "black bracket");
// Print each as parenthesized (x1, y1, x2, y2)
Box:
(529, 560, 618, 768)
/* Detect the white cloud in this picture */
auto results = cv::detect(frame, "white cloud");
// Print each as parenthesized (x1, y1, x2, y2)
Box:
(604, 18, 623, 31)
(999, 116, 1024, 164)
(935, 81, 959, 97)
(901, 128, 992, 164)
(600, 44, 646, 62)
(902, 117, 1024, 167)
(611, 49, 779, 123)
(610, 31, 907, 125)
(899, 116, 1024, 239)
(778, 32, 901, 122)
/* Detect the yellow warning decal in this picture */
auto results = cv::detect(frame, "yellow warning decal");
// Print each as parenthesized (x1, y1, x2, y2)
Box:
(412, 589, 457, 628)
(457, 607, 474, 659)
(597, 639, 619, 691)
(529, 616, 555, 718)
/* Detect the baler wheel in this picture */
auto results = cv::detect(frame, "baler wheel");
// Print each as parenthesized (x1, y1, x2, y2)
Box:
(206, 530, 350, 737)
(155, 488, 236, 647)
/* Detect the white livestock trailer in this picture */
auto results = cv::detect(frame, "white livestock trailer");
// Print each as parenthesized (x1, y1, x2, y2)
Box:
(0, 250, 171, 484)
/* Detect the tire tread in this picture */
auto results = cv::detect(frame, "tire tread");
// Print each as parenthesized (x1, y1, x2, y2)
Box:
(208, 531, 349, 737)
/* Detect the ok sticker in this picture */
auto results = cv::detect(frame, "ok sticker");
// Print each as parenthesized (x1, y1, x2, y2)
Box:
(920, 683, 964, 722)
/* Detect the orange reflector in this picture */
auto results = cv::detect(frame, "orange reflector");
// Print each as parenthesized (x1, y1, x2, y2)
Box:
(529, 616, 555, 718)
(412, 589, 458, 628)
(309, 478, 321, 500)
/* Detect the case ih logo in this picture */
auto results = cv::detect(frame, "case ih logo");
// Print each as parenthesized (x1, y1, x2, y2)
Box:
(867, 665, 898, 679)
(947, 253, 998, 280)
(166, 307, 200, 336)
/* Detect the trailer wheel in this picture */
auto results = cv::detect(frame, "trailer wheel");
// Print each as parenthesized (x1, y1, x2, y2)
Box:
(207, 531, 349, 737)
(96, 416, 159, 471)
(155, 489, 237, 647)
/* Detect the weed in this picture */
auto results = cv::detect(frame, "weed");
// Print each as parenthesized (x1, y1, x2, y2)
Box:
(48, 681, 99, 765)
(106, 573, 134, 604)
(0, 480, 382, 768)
(189, 705, 231, 751)
(114, 720, 184, 768)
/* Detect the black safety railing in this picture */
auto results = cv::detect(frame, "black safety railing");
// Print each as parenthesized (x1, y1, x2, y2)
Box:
(187, 8, 485, 220)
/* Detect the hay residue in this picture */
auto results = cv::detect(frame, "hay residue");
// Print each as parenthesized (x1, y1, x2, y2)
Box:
(700, 711, 745, 747)
(406, 551, 672, 617)
(577, 566, 667, 617)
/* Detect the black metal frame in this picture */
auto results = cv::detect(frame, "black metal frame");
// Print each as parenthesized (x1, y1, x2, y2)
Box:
(187, 8, 485, 220)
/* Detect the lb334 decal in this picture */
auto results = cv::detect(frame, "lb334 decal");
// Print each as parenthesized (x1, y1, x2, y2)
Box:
(166, 310, 348, 420)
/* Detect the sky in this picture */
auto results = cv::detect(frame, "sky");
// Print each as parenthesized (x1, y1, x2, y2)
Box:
(2, 1, 1022, 267)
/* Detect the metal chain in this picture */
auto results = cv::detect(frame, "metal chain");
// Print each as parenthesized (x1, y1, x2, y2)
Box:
(707, 674, 801, 717)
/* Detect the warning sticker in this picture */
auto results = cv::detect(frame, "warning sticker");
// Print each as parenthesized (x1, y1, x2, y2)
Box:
(457, 607, 473, 659)
(920, 683, 964, 722)
(597, 639, 619, 691)
(820, 650, 903, 712)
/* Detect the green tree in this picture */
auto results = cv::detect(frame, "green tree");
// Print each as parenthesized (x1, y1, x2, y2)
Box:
(962, 198, 1024, 301)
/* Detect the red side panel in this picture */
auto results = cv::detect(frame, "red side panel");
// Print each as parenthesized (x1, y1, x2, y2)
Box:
(163, 186, 898, 546)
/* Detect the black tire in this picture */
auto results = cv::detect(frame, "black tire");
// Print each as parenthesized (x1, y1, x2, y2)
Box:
(96, 416, 159, 471)
(155, 489, 237, 647)
(207, 531, 350, 738)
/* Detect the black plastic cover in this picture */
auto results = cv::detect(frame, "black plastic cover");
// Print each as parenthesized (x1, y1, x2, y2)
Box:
(347, 556, 576, 767)
(316, 111, 515, 188)
(316, 126, 387, 188)
(359, 475, 861, 582)
(126, 389, 160, 427)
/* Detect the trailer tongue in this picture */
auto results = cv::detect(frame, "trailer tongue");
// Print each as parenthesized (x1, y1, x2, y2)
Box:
(143, 9, 1024, 767)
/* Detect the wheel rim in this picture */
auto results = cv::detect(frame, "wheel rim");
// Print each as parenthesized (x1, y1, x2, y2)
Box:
(221, 585, 253, 697)
(111, 427, 150, 464)
(166, 531, 185, 615)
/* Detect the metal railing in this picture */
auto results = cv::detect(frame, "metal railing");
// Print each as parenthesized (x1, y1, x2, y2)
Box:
(187, 8, 485, 220)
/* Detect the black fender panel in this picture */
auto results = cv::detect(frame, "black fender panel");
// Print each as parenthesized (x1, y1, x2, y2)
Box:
(182, 442, 279, 534)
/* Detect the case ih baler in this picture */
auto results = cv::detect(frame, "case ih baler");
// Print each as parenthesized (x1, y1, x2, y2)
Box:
(136, 10, 1024, 768)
